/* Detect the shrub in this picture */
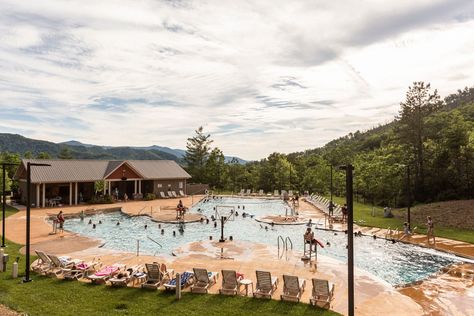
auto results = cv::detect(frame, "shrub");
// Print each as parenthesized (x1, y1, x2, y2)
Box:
(144, 193, 156, 201)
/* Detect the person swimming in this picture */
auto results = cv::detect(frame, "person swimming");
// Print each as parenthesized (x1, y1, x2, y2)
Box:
(92, 224, 96, 229)
(161, 229, 164, 235)
(88, 219, 92, 225)
(99, 220, 102, 224)
(116, 221, 120, 226)
(173, 231, 176, 236)
(214, 222, 217, 228)
(144, 224, 148, 230)
(206, 218, 210, 224)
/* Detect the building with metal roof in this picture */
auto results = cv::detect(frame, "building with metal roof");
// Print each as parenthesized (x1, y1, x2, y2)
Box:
(14, 159, 191, 207)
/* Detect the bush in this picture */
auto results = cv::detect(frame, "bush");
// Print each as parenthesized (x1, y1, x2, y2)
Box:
(89, 194, 114, 204)
(144, 193, 156, 201)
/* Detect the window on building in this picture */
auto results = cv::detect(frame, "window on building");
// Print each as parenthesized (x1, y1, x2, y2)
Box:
(179, 182, 183, 189)
(157, 183, 162, 188)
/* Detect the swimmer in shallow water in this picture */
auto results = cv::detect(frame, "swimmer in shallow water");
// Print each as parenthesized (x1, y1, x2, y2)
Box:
(116, 221, 120, 226)
(144, 224, 148, 230)
(88, 219, 92, 225)
(99, 220, 102, 224)
(92, 224, 96, 229)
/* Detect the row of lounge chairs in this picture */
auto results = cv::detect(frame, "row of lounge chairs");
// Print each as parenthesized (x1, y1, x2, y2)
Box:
(159, 190, 186, 199)
(305, 194, 344, 221)
(237, 189, 297, 197)
(32, 252, 334, 308)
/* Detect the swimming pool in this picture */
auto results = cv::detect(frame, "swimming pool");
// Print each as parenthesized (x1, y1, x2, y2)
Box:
(64, 197, 467, 286)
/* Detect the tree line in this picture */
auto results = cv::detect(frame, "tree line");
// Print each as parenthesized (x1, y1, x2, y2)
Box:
(184, 83, 474, 207)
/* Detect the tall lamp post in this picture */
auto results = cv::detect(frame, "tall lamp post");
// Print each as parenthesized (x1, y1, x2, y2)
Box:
(396, 163, 411, 230)
(23, 162, 50, 283)
(329, 165, 333, 204)
(2, 162, 18, 248)
(339, 164, 354, 316)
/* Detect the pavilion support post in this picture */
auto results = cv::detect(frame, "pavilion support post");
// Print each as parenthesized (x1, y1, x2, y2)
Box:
(36, 184, 40, 208)
(103, 181, 106, 195)
(69, 182, 72, 205)
(75, 182, 78, 205)
(108, 181, 111, 196)
(138, 180, 142, 194)
(42, 183, 46, 208)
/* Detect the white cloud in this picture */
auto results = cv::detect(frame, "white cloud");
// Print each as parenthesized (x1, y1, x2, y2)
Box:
(0, 0, 473, 160)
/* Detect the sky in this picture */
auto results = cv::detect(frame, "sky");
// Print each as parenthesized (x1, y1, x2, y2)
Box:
(0, 0, 473, 160)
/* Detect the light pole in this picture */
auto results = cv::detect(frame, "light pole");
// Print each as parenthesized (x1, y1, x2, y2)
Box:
(339, 164, 354, 316)
(396, 163, 411, 230)
(1, 162, 18, 248)
(329, 165, 333, 204)
(23, 162, 50, 283)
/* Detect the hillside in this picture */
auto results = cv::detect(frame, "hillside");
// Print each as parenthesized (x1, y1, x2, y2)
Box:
(0, 134, 180, 161)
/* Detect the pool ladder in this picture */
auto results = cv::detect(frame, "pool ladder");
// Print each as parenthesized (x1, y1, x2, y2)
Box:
(277, 236, 293, 260)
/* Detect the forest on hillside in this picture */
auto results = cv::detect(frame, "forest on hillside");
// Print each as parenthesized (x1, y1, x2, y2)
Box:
(184, 83, 474, 207)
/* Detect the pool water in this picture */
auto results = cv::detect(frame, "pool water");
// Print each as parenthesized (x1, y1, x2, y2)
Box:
(64, 197, 466, 286)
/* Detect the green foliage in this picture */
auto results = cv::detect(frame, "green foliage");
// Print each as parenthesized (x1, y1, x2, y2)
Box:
(57, 147, 73, 159)
(90, 194, 113, 204)
(36, 152, 51, 159)
(144, 193, 156, 200)
(94, 180, 105, 194)
(184, 126, 213, 183)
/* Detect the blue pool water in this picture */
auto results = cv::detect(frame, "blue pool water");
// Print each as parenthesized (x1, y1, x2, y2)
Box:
(64, 197, 466, 286)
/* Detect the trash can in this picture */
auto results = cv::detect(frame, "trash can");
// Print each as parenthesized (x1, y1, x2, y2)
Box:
(2, 254, 9, 272)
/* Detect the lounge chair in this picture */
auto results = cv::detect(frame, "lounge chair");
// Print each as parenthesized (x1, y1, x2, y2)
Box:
(33, 250, 53, 274)
(258, 189, 264, 196)
(171, 191, 177, 198)
(48, 254, 81, 276)
(167, 191, 173, 198)
(87, 264, 124, 284)
(62, 260, 101, 281)
(254, 270, 278, 298)
(191, 268, 218, 294)
(179, 190, 185, 197)
(141, 263, 162, 290)
(109, 265, 142, 287)
(160, 192, 168, 199)
(239, 189, 244, 196)
(280, 275, 306, 302)
(309, 278, 335, 308)
(273, 190, 279, 196)
(219, 270, 242, 296)
(160, 263, 174, 282)
(246, 189, 251, 196)
(163, 271, 194, 290)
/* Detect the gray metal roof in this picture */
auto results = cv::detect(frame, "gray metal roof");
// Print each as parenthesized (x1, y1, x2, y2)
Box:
(128, 160, 191, 180)
(16, 159, 190, 183)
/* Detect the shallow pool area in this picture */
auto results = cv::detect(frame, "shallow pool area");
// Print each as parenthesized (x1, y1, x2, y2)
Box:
(64, 197, 467, 286)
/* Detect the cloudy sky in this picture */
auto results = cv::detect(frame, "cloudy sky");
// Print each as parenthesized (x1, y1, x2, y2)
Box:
(0, 0, 473, 160)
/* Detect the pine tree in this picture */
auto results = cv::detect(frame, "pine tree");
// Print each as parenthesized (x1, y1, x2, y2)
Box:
(184, 127, 213, 183)
(397, 82, 441, 200)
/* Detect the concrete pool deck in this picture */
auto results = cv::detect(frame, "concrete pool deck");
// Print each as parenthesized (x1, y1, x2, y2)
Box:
(1, 196, 474, 315)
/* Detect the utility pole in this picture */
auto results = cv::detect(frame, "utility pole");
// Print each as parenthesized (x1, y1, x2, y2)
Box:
(23, 162, 50, 283)
(406, 165, 411, 230)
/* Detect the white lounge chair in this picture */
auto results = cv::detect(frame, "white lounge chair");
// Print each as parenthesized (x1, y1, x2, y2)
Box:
(246, 189, 251, 196)
(254, 270, 278, 298)
(159, 192, 168, 199)
(274, 190, 279, 196)
(191, 268, 218, 294)
(258, 189, 264, 196)
(163, 271, 194, 290)
(33, 250, 53, 274)
(167, 191, 173, 198)
(280, 275, 306, 302)
(171, 191, 177, 198)
(310, 278, 335, 308)
(179, 190, 185, 197)
(87, 264, 125, 284)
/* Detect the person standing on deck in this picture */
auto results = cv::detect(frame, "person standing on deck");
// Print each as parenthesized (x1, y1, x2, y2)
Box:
(427, 216, 435, 244)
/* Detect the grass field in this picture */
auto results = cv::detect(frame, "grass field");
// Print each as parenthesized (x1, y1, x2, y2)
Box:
(327, 196, 474, 244)
(0, 206, 339, 316)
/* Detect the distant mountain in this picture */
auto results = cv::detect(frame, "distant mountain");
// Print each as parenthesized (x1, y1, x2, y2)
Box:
(61, 140, 247, 163)
(0, 134, 179, 161)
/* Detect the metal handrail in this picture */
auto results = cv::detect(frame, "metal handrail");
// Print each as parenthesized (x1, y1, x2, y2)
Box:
(147, 236, 163, 248)
(285, 236, 293, 250)
(277, 235, 285, 251)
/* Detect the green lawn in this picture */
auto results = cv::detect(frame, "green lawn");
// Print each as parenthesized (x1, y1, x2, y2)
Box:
(327, 196, 474, 244)
(0, 206, 339, 316)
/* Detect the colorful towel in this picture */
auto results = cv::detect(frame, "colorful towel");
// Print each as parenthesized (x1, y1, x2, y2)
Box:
(94, 266, 118, 277)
